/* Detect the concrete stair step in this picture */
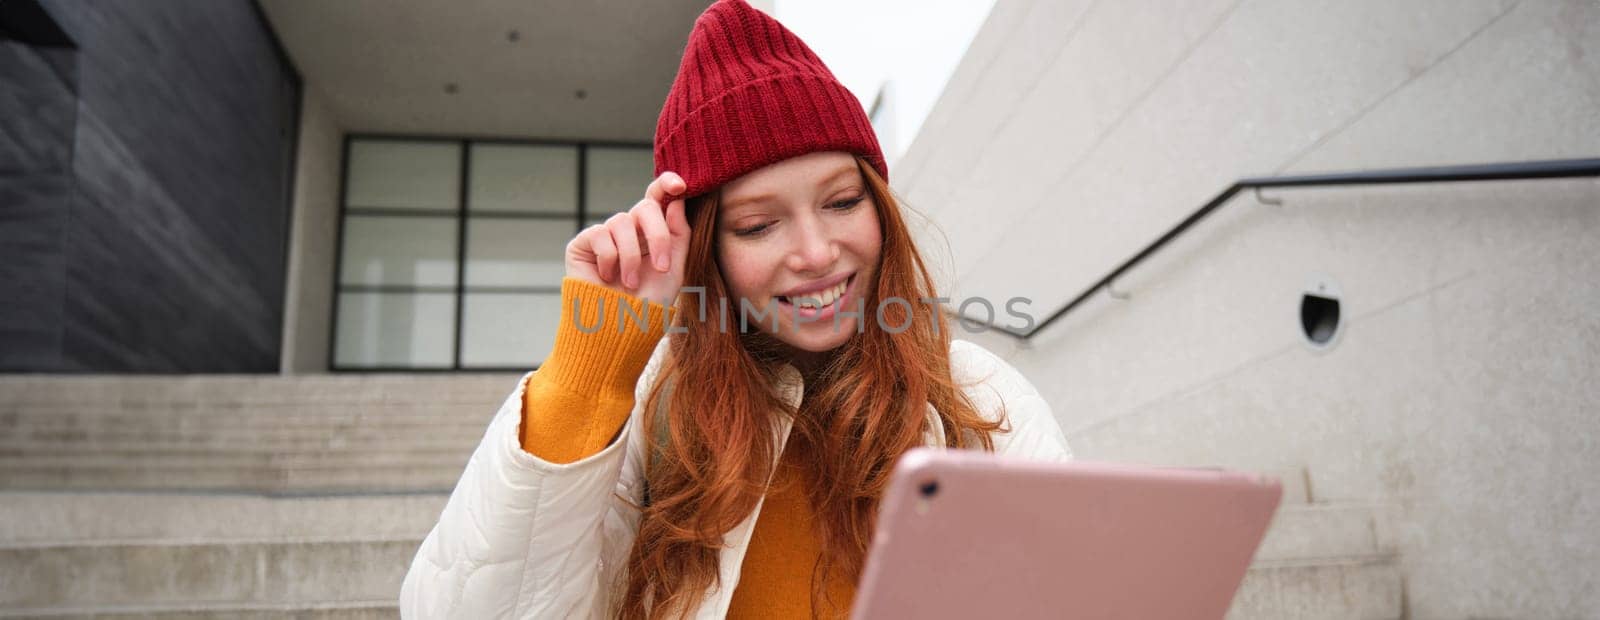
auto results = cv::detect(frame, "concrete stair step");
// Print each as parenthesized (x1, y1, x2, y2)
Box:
(3, 549, 1388, 616)
(0, 373, 504, 493)
(0, 450, 470, 470)
(1, 407, 493, 425)
(0, 419, 489, 452)
(3, 414, 490, 430)
(1254, 503, 1394, 562)
(0, 410, 493, 431)
(1230, 559, 1403, 619)
(0, 491, 442, 612)
(0, 431, 477, 449)
(0, 375, 522, 410)
(0, 375, 517, 494)
(0, 404, 496, 451)
(0, 433, 484, 453)
(0, 538, 420, 611)
(0, 494, 1401, 615)
(1225, 502, 1402, 618)
(0, 463, 464, 494)
(1, 434, 473, 453)
(0, 492, 447, 544)
(0, 600, 397, 619)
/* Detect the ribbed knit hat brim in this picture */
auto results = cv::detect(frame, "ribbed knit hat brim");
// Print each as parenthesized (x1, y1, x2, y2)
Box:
(654, 0, 888, 198)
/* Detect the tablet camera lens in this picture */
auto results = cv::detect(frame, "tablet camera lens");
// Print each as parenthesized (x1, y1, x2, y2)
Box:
(919, 480, 939, 498)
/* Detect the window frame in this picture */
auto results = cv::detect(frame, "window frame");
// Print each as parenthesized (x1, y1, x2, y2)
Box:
(328, 134, 652, 372)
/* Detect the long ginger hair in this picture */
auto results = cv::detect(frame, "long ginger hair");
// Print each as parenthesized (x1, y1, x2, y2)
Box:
(617, 155, 1004, 618)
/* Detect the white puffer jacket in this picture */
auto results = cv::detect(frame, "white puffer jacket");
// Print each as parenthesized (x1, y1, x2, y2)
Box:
(399, 338, 1072, 619)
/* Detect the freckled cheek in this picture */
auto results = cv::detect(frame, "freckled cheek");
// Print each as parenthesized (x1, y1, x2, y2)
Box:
(848, 224, 883, 262)
(851, 206, 884, 258)
(718, 247, 788, 304)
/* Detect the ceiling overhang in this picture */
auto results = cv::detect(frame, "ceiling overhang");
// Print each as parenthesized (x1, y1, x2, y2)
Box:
(259, 0, 716, 142)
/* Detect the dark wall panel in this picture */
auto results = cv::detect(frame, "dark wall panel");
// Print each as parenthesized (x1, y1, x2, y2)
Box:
(1, 0, 298, 372)
(0, 40, 76, 370)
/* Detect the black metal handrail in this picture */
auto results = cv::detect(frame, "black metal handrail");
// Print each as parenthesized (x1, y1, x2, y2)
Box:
(974, 157, 1600, 340)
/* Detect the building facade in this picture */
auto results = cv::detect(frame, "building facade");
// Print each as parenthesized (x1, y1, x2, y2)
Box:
(1, 0, 1597, 616)
(1, 0, 298, 372)
(898, 0, 1599, 616)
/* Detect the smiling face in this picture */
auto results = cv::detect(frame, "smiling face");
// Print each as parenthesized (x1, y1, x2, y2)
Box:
(715, 151, 883, 361)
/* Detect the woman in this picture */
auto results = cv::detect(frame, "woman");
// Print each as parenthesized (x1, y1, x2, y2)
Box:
(401, 1, 1071, 618)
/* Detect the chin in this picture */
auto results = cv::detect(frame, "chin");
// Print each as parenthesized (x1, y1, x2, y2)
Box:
(775, 320, 859, 353)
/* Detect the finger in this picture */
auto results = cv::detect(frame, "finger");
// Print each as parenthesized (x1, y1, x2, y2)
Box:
(663, 196, 690, 239)
(586, 224, 619, 284)
(645, 171, 686, 206)
(630, 199, 671, 272)
(606, 213, 642, 289)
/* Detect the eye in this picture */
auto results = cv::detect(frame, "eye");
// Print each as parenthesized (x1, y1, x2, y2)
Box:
(828, 196, 865, 211)
(733, 221, 774, 237)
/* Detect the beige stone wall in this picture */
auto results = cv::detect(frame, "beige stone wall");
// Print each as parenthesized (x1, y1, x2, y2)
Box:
(899, 0, 1600, 616)
(280, 86, 344, 374)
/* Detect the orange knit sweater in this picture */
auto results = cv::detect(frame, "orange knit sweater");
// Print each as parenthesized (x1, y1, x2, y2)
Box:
(519, 278, 852, 617)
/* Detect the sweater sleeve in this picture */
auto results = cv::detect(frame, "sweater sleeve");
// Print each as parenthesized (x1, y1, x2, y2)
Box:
(520, 277, 672, 464)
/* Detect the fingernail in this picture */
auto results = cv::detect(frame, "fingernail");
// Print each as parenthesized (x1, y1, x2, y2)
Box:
(656, 254, 668, 271)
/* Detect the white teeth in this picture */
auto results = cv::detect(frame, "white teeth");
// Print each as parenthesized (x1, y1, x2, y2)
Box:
(785, 279, 848, 309)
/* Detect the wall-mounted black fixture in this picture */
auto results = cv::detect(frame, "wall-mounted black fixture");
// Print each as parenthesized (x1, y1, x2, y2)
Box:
(1299, 276, 1342, 348)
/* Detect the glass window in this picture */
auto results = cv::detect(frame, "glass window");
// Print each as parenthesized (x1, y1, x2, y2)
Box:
(334, 292, 457, 367)
(332, 137, 647, 370)
(339, 216, 459, 287)
(459, 293, 563, 368)
(464, 218, 568, 288)
(585, 146, 655, 226)
(469, 144, 578, 214)
(345, 141, 461, 211)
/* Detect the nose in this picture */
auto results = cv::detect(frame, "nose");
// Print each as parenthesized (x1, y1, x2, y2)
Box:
(784, 214, 839, 274)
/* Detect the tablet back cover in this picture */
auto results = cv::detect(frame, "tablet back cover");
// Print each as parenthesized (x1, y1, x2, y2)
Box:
(852, 449, 1282, 619)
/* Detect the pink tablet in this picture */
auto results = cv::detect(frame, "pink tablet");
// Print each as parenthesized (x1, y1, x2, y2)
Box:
(852, 449, 1282, 619)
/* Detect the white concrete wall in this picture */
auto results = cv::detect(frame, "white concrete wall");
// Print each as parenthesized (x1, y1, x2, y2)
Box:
(280, 86, 343, 374)
(747, 0, 777, 16)
(897, 0, 1599, 616)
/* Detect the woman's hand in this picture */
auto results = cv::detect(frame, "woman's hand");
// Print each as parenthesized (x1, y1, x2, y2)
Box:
(564, 171, 691, 306)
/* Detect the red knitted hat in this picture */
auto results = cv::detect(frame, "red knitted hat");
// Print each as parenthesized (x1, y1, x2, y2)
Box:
(653, 0, 888, 198)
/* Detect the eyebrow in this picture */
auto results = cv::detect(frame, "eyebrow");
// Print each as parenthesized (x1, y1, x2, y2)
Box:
(721, 164, 860, 212)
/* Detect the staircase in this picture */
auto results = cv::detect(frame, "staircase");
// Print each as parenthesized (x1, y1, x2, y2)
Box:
(0, 373, 519, 618)
(0, 492, 442, 618)
(0, 374, 516, 493)
(1232, 498, 1403, 618)
(1, 373, 1404, 617)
